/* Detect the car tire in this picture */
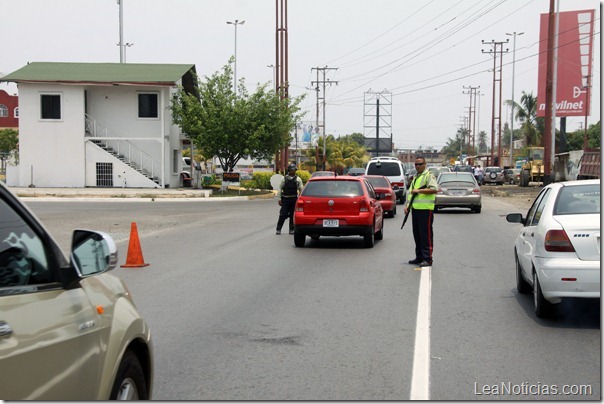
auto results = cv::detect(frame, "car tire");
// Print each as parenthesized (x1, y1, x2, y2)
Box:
(110, 350, 148, 400)
(520, 170, 530, 187)
(515, 252, 531, 294)
(510, 178, 515, 185)
(392, 205, 397, 217)
(364, 226, 375, 248)
(472, 205, 481, 213)
(533, 271, 553, 318)
(375, 221, 383, 241)
(294, 232, 306, 247)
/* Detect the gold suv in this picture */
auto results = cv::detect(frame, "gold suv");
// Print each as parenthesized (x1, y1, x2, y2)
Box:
(0, 183, 153, 400)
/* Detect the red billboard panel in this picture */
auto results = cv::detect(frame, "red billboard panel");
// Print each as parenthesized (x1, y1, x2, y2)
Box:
(537, 9, 595, 117)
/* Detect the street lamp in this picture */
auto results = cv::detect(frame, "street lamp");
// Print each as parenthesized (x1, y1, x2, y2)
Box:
(117, 42, 134, 63)
(226, 19, 245, 96)
(506, 31, 523, 168)
(267, 64, 276, 91)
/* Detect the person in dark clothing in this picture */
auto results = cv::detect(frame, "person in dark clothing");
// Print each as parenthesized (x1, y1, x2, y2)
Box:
(276, 163, 304, 235)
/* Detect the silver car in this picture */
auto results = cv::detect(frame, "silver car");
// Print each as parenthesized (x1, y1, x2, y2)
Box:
(506, 180, 600, 318)
(434, 172, 481, 213)
(0, 182, 153, 399)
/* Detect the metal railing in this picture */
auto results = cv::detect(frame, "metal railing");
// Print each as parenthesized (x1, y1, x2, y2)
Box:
(85, 114, 161, 183)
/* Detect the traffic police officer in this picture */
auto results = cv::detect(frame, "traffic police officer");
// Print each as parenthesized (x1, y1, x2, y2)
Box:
(276, 163, 304, 235)
(404, 156, 438, 267)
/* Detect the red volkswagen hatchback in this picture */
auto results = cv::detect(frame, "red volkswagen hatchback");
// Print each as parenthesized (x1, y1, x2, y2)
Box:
(293, 176, 384, 248)
(363, 175, 397, 217)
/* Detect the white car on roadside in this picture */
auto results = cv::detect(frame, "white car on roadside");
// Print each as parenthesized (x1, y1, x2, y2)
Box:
(506, 179, 600, 318)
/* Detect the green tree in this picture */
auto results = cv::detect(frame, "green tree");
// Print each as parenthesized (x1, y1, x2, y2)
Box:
(327, 136, 369, 173)
(0, 128, 18, 164)
(505, 91, 539, 147)
(171, 60, 305, 172)
(478, 130, 488, 153)
(565, 121, 601, 150)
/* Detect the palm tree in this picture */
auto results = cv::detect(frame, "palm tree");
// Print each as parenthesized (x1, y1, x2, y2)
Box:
(505, 91, 539, 147)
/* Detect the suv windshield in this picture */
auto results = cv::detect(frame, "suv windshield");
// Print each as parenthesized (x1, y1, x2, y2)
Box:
(367, 162, 401, 176)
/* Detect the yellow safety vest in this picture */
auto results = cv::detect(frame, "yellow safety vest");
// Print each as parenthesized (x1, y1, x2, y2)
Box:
(409, 171, 436, 210)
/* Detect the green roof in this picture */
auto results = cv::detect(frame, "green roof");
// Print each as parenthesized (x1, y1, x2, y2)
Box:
(1, 62, 196, 86)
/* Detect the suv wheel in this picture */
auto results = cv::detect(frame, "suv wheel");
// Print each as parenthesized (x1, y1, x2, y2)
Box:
(110, 350, 148, 400)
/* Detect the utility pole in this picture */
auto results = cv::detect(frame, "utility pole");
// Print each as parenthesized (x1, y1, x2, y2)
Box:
(543, 0, 556, 185)
(463, 85, 479, 161)
(506, 31, 523, 168)
(311, 66, 338, 170)
(275, 0, 288, 172)
(482, 39, 508, 167)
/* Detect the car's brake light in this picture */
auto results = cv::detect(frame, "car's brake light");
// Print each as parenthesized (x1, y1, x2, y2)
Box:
(544, 229, 575, 252)
(359, 198, 369, 212)
(392, 182, 404, 188)
(472, 187, 480, 194)
(295, 199, 304, 212)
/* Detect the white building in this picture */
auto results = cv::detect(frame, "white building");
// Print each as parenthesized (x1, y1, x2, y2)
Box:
(1, 62, 197, 188)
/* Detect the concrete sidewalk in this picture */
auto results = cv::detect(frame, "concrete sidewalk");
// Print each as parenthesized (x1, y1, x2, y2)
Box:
(9, 186, 277, 201)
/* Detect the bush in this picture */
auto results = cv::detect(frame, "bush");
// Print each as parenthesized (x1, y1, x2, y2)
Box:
(252, 172, 274, 190)
(297, 170, 311, 184)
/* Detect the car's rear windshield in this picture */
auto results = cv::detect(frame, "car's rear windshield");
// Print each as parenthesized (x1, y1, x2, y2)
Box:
(365, 177, 389, 188)
(554, 184, 601, 215)
(367, 162, 401, 176)
(439, 173, 475, 184)
(302, 180, 363, 197)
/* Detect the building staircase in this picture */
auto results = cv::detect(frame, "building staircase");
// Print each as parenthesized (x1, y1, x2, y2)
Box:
(85, 114, 162, 186)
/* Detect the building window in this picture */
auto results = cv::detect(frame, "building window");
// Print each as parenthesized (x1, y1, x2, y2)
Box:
(40, 94, 61, 119)
(96, 162, 113, 187)
(14, 107, 18, 118)
(138, 93, 158, 118)
(0, 105, 7, 117)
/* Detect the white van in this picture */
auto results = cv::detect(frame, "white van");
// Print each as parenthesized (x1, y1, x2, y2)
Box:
(365, 156, 407, 203)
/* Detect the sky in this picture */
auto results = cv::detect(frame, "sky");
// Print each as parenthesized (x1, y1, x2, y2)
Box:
(1, 0, 601, 150)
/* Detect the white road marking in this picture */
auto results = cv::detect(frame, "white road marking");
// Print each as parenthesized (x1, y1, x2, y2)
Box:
(410, 265, 431, 400)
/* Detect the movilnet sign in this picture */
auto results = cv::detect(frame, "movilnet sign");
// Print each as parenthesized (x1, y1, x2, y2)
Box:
(223, 172, 240, 182)
(537, 9, 595, 117)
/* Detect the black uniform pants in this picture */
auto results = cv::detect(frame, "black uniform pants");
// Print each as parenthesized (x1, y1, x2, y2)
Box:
(411, 208, 434, 263)
(277, 197, 297, 230)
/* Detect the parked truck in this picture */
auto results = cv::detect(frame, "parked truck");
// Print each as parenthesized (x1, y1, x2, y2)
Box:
(577, 149, 601, 180)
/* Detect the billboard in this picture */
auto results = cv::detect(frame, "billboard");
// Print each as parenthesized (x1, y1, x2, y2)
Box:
(537, 9, 595, 117)
(294, 121, 322, 147)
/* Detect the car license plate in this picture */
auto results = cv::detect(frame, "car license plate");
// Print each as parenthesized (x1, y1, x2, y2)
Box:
(450, 190, 464, 196)
(323, 219, 339, 227)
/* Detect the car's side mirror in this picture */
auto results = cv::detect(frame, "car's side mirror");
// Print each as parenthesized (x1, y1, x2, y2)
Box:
(70, 230, 118, 276)
(506, 213, 526, 225)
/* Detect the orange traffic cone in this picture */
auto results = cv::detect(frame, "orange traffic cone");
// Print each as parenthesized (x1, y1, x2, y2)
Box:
(121, 222, 150, 268)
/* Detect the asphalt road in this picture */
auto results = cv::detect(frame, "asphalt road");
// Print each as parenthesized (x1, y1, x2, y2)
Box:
(25, 194, 600, 400)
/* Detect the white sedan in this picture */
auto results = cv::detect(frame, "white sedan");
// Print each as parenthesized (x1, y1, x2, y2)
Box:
(506, 179, 600, 318)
